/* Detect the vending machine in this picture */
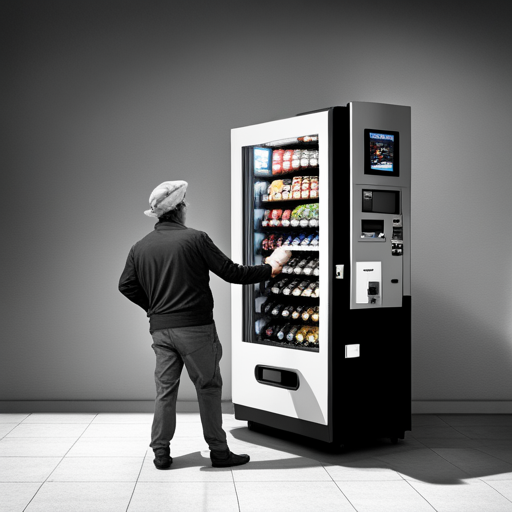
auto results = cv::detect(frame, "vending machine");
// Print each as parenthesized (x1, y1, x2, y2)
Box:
(231, 102, 411, 445)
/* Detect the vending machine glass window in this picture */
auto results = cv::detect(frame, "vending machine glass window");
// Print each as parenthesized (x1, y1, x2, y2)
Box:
(243, 135, 320, 352)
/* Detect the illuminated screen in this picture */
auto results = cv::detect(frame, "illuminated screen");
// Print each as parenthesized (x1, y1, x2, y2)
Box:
(364, 129, 399, 177)
(370, 133, 394, 171)
(253, 147, 272, 175)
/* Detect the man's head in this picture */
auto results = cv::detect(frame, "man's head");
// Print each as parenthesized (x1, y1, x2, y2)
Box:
(144, 180, 188, 219)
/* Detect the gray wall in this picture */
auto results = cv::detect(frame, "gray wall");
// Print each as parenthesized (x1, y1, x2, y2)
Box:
(2, 0, 511, 412)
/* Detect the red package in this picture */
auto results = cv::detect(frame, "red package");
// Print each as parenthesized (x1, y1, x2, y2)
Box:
(272, 149, 284, 174)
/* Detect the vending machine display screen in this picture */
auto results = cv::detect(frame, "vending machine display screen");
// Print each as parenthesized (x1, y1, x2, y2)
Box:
(364, 129, 399, 177)
(253, 147, 272, 176)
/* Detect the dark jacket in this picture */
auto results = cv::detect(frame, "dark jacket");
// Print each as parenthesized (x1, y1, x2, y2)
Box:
(119, 220, 271, 332)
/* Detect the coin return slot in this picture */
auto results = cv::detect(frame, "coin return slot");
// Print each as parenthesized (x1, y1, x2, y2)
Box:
(255, 365, 300, 390)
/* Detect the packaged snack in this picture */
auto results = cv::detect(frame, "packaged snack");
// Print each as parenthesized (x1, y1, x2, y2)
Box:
(292, 149, 302, 170)
(269, 180, 284, 201)
(281, 179, 292, 200)
(300, 150, 310, 169)
(309, 204, 319, 227)
(291, 204, 306, 227)
(292, 177, 302, 199)
(281, 209, 292, 227)
(272, 149, 284, 174)
(270, 209, 283, 227)
(310, 150, 319, 167)
(282, 150, 294, 172)
(261, 210, 271, 227)
(310, 176, 319, 198)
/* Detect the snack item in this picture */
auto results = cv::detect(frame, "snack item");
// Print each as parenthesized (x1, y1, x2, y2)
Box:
(282, 150, 294, 173)
(272, 149, 284, 174)
(270, 209, 283, 227)
(281, 179, 292, 200)
(281, 209, 292, 227)
(261, 210, 271, 227)
(292, 149, 302, 170)
(269, 180, 284, 201)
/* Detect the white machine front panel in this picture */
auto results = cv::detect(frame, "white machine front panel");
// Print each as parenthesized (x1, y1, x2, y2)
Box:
(231, 112, 330, 425)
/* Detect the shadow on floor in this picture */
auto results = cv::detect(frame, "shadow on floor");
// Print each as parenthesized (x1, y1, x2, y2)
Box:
(225, 420, 512, 485)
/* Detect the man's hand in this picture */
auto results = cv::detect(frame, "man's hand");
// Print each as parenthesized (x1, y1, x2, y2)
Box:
(265, 258, 283, 278)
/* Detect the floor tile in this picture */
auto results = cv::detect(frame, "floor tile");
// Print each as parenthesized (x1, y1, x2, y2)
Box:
(410, 425, 470, 439)
(138, 451, 233, 482)
(47, 456, 143, 482)
(0, 438, 77, 457)
(6, 423, 88, 438)
(0, 457, 61, 482)
(91, 413, 153, 424)
(338, 480, 436, 511)
(486, 480, 512, 501)
(81, 423, 150, 438)
(0, 425, 16, 438)
(432, 448, 512, 480)
(324, 459, 403, 481)
(235, 481, 354, 512)
(20, 413, 97, 424)
(454, 426, 512, 440)
(477, 446, 512, 465)
(412, 415, 449, 427)
(0, 483, 41, 512)
(232, 454, 330, 482)
(409, 479, 512, 511)
(66, 437, 149, 457)
(0, 414, 30, 424)
(128, 482, 239, 512)
(439, 415, 512, 427)
(24, 482, 134, 512)
(373, 447, 471, 483)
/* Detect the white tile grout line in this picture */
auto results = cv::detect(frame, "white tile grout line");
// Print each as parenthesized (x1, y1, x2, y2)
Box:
(324, 466, 359, 512)
(481, 479, 512, 505)
(126, 447, 149, 512)
(231, 468, 242, 512)
(20, 413, 100, 512)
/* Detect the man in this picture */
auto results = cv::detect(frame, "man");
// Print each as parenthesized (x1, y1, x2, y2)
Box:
(119, 180, 290, 470)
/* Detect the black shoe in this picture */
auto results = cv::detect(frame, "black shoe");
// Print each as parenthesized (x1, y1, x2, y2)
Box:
(210, 449, 250, 468)
(153, 448, 173, 470)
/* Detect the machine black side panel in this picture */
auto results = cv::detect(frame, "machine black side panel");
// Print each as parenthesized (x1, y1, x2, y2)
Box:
(234, 404, 331, 443)
(332, 297, 412, 443)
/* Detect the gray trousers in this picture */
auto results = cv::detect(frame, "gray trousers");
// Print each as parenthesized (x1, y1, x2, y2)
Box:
(149, 322, 228, 452)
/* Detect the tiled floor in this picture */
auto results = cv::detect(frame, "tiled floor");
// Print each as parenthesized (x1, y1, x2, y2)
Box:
(1, 413, 512, 511)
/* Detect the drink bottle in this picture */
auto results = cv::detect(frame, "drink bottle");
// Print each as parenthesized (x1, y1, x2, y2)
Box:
(293, 257, 310, 275)
(265, 323, 277, 338)
(286, 325, 300, 342)
(281, 305, 295, 318)
(291, 305, 305, 320)
(283, 257, 300, 274)
(271, 278, 289, 294)
(282, 279, 300, 296)
(292, 280, 310, 296)
(311, 306, 320, 323)
(277, 323, 292, 340)
(295, 326, 309, 344)
(301, 281, 318, 297)
(271, 303, 284, 316)
(262, 298, 275, 314)
(302, 258, 318, 276)
(301, 307, 315, 322)
(306, 327, 319, 345)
